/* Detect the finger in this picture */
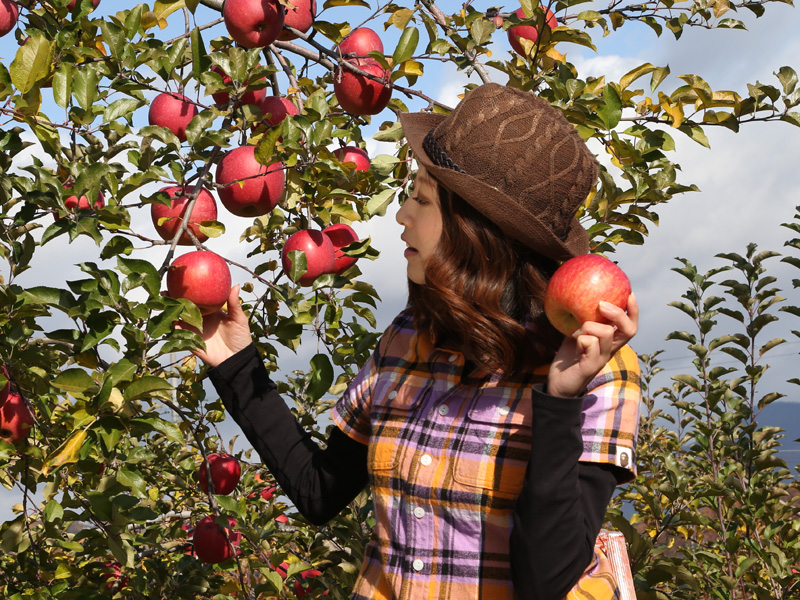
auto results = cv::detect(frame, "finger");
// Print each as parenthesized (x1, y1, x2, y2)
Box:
(597, 298, 638, 340)
(575, 321, 615, 355)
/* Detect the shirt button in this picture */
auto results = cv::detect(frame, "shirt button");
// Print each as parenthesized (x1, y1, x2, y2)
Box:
(497, 405, 510, 416)
(437, 404, 449, 416)
(412, 559, 424, 572)
(420, 454, 432, 466)
(448, 354, 458, 363)
(388, 390, 397, 400)
(413, 506, 425, 519)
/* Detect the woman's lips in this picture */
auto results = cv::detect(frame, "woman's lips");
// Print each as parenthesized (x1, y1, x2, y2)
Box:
(404, 247, 418, 258)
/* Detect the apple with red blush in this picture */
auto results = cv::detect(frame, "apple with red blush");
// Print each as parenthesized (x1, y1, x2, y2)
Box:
(192, 515, 241, 564)
(101, 562, 129, 591)
(210, 65, 266, 108)
(334, 61, 392, 116)
(166, 250, 232, 315)
(339, 27, 384, 62)
(282, 229, 335, 286)
(278, 0, 316, 41)
(223, 0, 285, 48)
(150, 186, 217, 245)
(333, 146, 370, 172)
(199, 453, 241, 495)
(215, 146, 286, 218)
(0, 392, 34, 445)
(148, 92, 198, 142)
(322, 223, 359, 275)
(0, 0, 18, 37)
(258, 95, 299, 128)
(67, 0, 100, 9)
(507, 7, 558, 56)
(543, 254, 631, 337)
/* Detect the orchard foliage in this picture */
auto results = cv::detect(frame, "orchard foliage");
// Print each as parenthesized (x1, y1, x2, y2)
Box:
(0, 0, 797, 598)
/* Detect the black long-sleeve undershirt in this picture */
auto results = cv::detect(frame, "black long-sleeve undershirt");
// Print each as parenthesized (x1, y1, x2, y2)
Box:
(207, 343, 618, 599)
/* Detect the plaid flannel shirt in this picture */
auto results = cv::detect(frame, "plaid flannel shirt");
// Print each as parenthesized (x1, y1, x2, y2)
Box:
(332, 311, 640, 600)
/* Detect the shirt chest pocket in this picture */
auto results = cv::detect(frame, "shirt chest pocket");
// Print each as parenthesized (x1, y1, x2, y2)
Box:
(453, 391, 533, 497)
(368, 380, 427, 472)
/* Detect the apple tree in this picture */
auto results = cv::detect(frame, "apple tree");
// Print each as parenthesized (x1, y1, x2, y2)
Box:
(0, 0, 797, 598)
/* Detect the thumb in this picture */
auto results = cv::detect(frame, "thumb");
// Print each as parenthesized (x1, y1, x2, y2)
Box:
(226, 285, 247, 324)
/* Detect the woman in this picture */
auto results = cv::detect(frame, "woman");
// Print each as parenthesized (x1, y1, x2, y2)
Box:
(194, 83, 640, 600)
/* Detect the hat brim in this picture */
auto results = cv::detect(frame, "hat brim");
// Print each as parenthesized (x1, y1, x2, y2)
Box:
(398, 111, 588, 261)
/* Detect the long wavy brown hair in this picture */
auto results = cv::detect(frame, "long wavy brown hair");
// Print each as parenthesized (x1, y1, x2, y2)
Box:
(407, 182, 564, 376)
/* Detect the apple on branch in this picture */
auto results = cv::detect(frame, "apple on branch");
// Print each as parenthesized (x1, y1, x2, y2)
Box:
(148, 92, 199, 143)
(166, 250, 232, 315)
(278, 0, 316, 41)
(334, 61, 392, 116)
(67, 0, 100, 10)
(0, 0, 18, 37)
(322, 223, 359, 275)
(507, 6, 558, 56)
(333, 146, 370, 172)
(223, 0, 285, 49)
(282, 229, 335, 286)
(0, 365, 9, 407)
(199, 453, 241, 495)
(338, 27, 384, 63)
(257, 95, 299, 128)
(215, 146, 286, 218)
(150, 186, 217, 245)
(0, 392, 34, 445)
(543, 254, 631, 337)
(193, 515, 241, 564)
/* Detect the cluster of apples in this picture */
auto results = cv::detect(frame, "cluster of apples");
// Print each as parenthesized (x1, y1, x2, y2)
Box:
(0, 367, 34, 446)
(193, 453, 243, 563)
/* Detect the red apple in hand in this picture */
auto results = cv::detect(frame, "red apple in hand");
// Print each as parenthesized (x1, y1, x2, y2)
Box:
(223, 0, 285, 48)
(333, 146, 370, 172)
(282, 230, 335, 286)
(278, 0, 316, 41)
(193, 515, 241, 564)
(210, 65, 266, 108)
(0, 0, 18, 37)
(199, 453, 241, 495)
(334, 61, 392, 116)
(216, 146, 286, 217)
(543, 254, 631, 337)
(322, 223, 359, 275)
(508, 7, 558, 56)
(258, 95, 299, 127)
(339, 27, 384, 62)
(150, 186, 217, 245)
(166, 251, 232, 315)
(148, 92, 199, 142)
(0, 393, 34, 445)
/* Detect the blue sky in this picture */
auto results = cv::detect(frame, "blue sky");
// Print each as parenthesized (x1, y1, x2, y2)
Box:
(1, 1, 799, 518)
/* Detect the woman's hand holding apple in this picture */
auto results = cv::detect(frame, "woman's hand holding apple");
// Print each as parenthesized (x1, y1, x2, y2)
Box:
(546, 293, 639, 399)
(178, 285, 253, 367)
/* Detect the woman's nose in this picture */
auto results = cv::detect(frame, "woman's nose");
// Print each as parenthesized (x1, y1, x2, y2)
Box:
(396, 198, 410, 226)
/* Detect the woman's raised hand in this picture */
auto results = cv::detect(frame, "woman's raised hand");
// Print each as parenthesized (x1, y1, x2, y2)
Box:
(546, 293, 639, 399)
(178, 285, 253, 368)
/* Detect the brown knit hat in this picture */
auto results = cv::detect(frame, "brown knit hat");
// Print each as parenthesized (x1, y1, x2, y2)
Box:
(398, 83, 599, 261)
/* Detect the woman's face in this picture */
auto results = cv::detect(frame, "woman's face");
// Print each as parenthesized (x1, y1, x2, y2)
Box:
(396, 165, 443, 285)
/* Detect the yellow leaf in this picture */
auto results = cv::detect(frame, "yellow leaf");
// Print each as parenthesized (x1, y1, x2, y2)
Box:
(154, 0, 186, 21)
(42, 429, 89, 476)
(545, 47, 566, 63)
(399, 59, 423, 76)
(141, 11, 159, 29)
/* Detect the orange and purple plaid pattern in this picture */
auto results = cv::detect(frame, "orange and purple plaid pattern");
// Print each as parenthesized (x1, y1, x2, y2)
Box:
(332, 311, 640, 600)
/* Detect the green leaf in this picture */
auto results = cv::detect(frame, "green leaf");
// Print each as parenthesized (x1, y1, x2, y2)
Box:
(470, 18, 494, 45)
(393, 27, 420, 65)
(123, 376, 173, 401)
(598, 84, 622, 130)
(21, 286, 77, 311)
(191, 26, 210, 81)
(52, 369, 97, 394)
(366, 188, 396, 217)
(10, 36, 53, 94)
(117, 467, 147, 498)
(52, 63, 74, 109)
(132, 417, 184, 444)
(776, 66, 797, 95)
(286, 250, 308, 283)
(103, 98, 142, 124)
(373, 121, 405, 142)
(72, 65, 99, 112)
(307, 354, 334, 401)
(117, 256, 161, 298)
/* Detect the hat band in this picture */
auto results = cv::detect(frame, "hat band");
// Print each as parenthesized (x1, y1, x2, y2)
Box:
(423, 130, 466, 174)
